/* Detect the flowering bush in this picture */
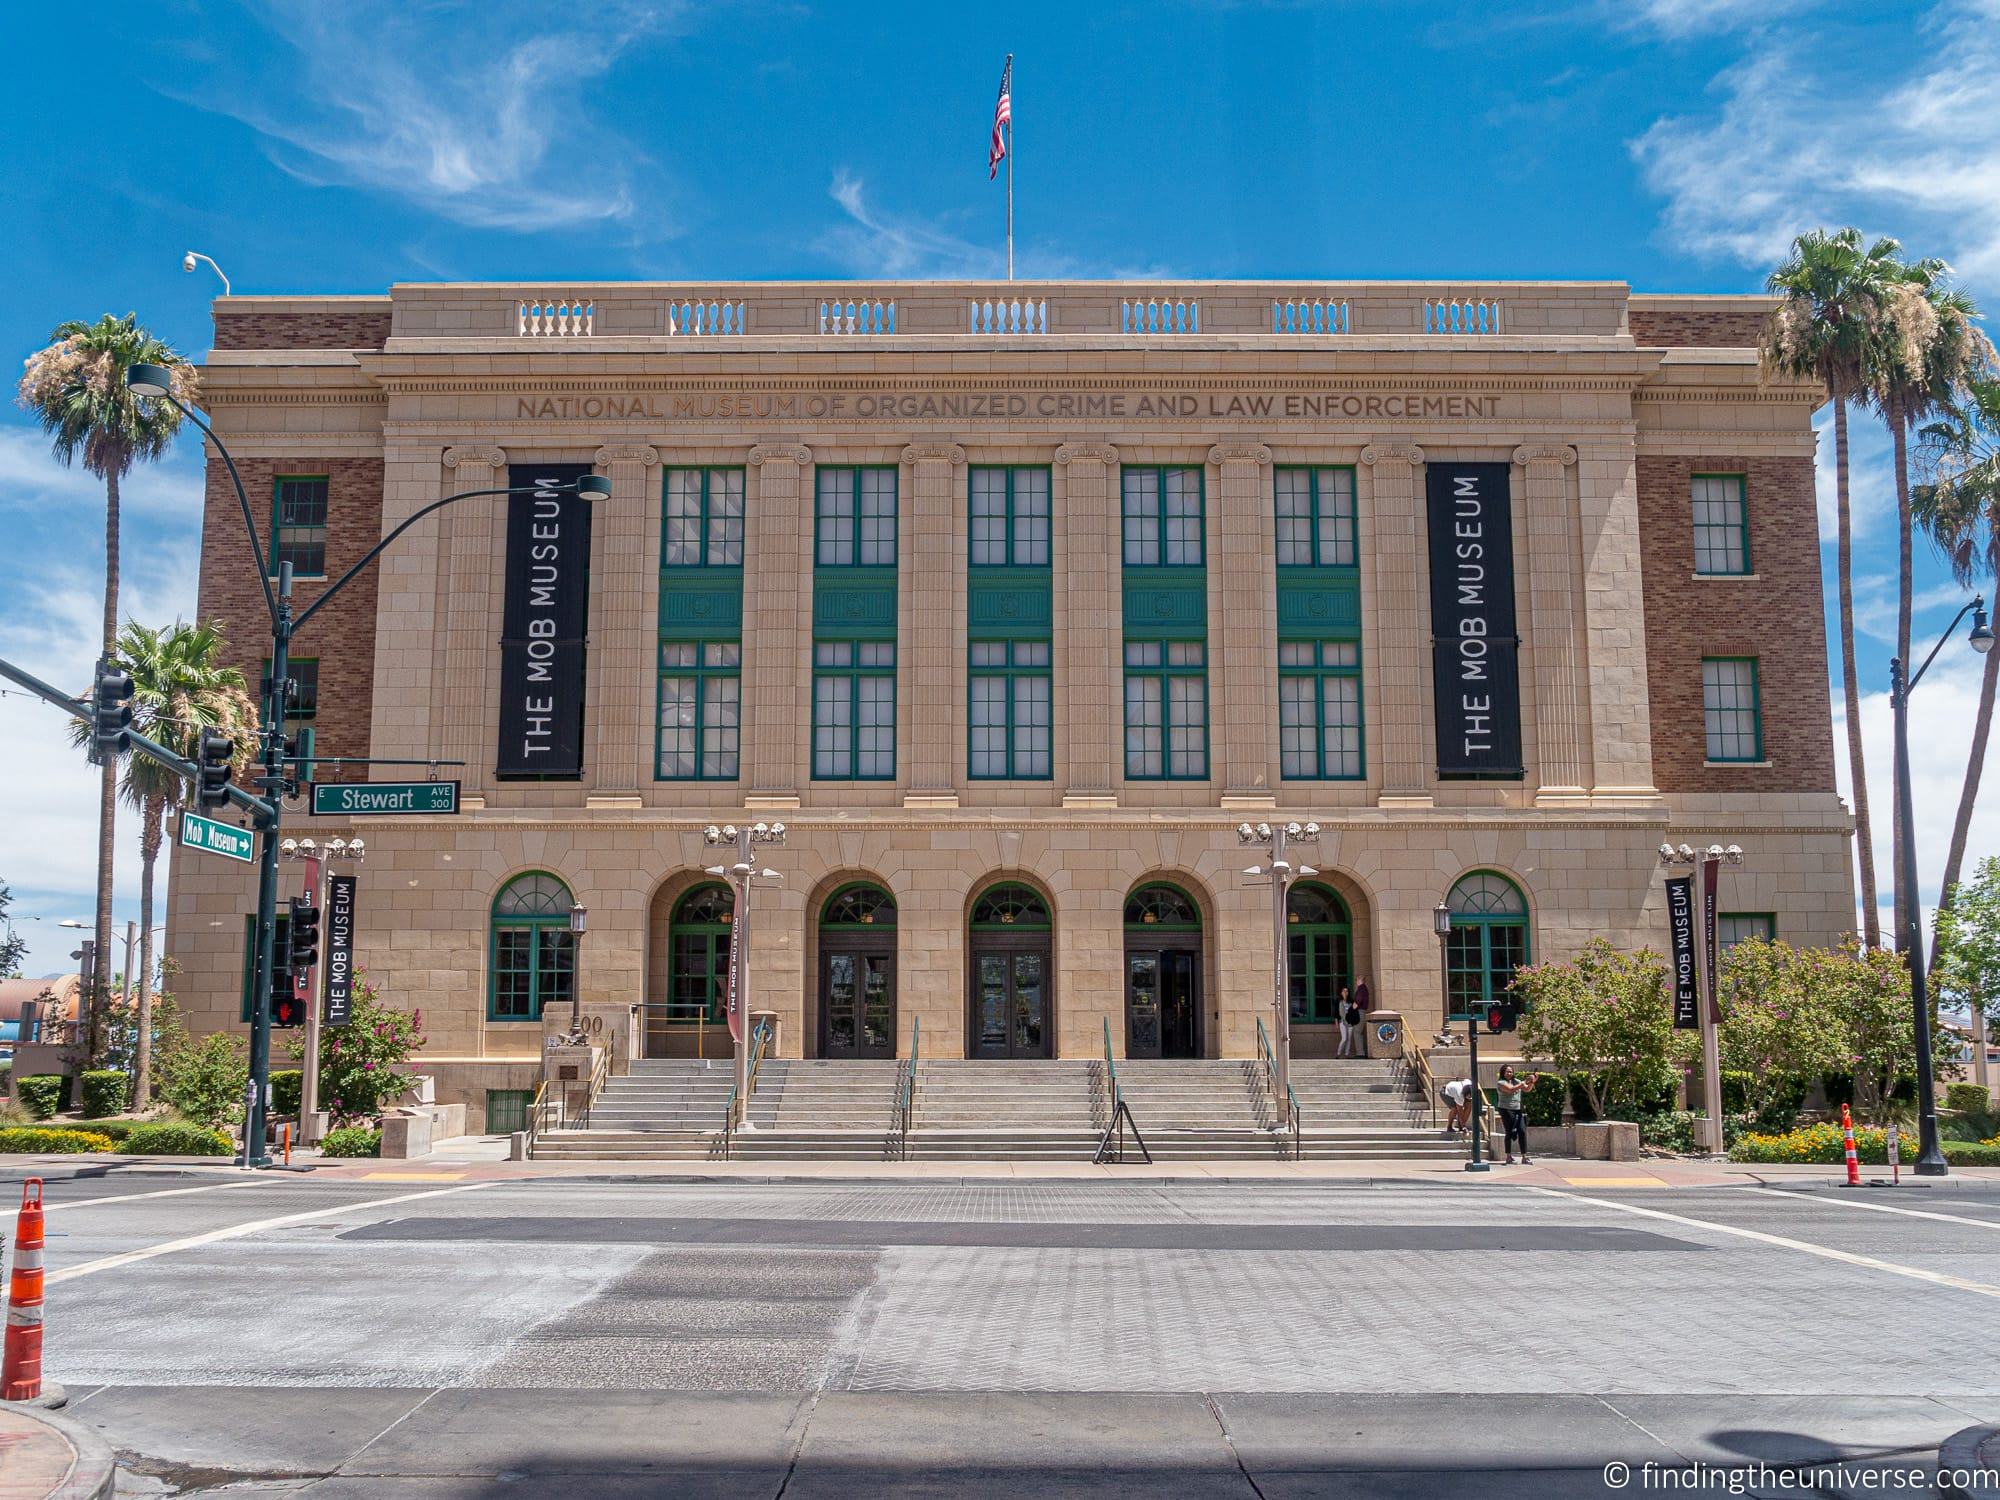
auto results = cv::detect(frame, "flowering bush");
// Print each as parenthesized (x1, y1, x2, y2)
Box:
(1513, 940, 1696, 1120)
(286, 975, 424, 1125)
(1732, 1123, 2000, 1167)
(319, 1125, 381, 1158)
(0, 1128, 113, 1154)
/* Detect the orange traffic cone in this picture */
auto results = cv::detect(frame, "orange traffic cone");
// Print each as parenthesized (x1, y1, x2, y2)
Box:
(2, 1178, 45, 1400)
(1840, 1096, 1856, 1192)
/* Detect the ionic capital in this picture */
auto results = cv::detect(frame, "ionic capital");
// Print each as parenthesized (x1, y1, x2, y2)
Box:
(1207, 442, 1272, 467)
(442, 445, 507, 470)
(899, 441, 966, 467)
(1512, 442, 1578, 468)
(1359, 441, 1425, 467)
(1054, 442, 1120, 467)
(594, 444, 659, 468)
(747, 443, 812, 467)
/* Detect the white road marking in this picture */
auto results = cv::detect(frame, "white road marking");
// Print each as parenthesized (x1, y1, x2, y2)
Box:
(41, 1179, 277, 1211)
(1523, 1184, 2000, 1303)
(46, 1181, 495, 1284)
(1745, 1185, 2000, 1231)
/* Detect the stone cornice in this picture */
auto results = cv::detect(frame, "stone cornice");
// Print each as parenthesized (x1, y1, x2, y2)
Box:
(593, 443, 660, 467)
(1207, 442, 1272, 467)
(899, 441, 967, 466)
(1360, 442, 1425, 466)
(442, 445, 506, 469)
(1512, 442, 1578, 467)
(1054, 442, 1119, 466)
(747, 443, 812, 466)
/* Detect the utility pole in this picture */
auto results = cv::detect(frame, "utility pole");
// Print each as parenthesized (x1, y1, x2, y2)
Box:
(1237, 820, 1321, 1103)
(704, 822, 787, 1127)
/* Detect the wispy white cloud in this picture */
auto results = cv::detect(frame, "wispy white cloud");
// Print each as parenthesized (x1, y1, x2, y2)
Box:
(1630, 1, 2000, 280)
(0, 425, 203, 522)
(1617, 0, 1814, 36)
(188, 2, 684, 234)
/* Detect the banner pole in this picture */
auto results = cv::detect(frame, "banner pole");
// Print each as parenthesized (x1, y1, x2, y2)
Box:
(1006, 117, 1014, 282)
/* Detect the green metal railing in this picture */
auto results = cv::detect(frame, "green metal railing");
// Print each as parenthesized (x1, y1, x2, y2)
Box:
(1094, 1017, 1151, 1164)
(720, 1018, 772, 1161)
(1102, 1016, 1121, 1119)
(1257, 1016, 1302, 1160)
(893, 1015, 921, 1160)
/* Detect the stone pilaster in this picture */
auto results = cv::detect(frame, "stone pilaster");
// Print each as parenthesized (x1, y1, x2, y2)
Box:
(744, 444, 812, 808)
(1576, 442, 1660, 798)
(900, 442, 967, 808)
(1055, 442, 1120, 807)
(587, 444, 659, 805)
(1513, 443, 1590, 803)
(439, 445, 505, 807)
(1209, 442, 1277, 806)
(1359, 442, 1432, 807)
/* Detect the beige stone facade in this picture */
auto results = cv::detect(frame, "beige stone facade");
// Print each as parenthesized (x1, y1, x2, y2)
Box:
(167, 280, 1853, 1127)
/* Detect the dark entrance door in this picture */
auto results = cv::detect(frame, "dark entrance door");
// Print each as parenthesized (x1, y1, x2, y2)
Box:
(821, 945, 895, 1059)
(1126, 948, 1200, 1059)
(970, 941, 1052, 1058)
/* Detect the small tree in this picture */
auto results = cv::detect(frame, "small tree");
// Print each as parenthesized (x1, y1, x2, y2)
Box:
(1513, 939, 1696, 1120)
(148, 996, 248, 1129)
(1820, 940, 1949, 1124)
(287, 974, 425, 1125)
(1935, 857, 2000, 1035)
(1717, 937, 1852, 1125)
(0, 880, 26, 978)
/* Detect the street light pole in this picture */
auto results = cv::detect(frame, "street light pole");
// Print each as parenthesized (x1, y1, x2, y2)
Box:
(566, 904, 589, 1042)
(1237, 820, 1320, 1103)
(1891, 595, 1994, 1178)
(124, 362, 609, 1167)
(704, 822, 786, 1128)
(1658, 841, 1743, 1155)
(1437, 900, 1487, 1172)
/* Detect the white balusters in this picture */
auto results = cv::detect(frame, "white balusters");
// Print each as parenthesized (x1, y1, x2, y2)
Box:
(818, 298, 896, 334)
(1271, 297, 1350, 334)
(1423, 297, 1503, 335)
(517, 298, 595, 336)
(968, 297, 1049, 334)
(667, 299, 746, 335)
(1120, 297, 1200, 334)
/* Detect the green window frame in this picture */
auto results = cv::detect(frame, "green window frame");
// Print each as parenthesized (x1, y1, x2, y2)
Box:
(1691, 473, 1750, 576)
(663, 466, 746, 566)
(666, 883, 735, 1024)
(488, 872, 576, 1022)
(238, 911, 295, 1023)
(1274, 466, 1358, 567)
(1702, 657, 1764, 763)
(271, 475, 329, 579)
(1124, 882, 1201, 930)
(1444, 871, 1530, 1016)
(1123, 640, 1208, 780)
(1718, 912, 1776, 951)
(969, 466, 1051, 566)
(971, 882, 1051, 928)
(822, 882, 897, 927)
(1278, 640, 1363, 780)
(813, 640, 896, 779)
(657, 641, 741, 780)
(969, 640, 1052, 779)
(485, 1089, 534, 1135)
(1286, 883, 1353, 1024)
(1121, 466, 1205, 566)
(815, 466, 898, 566)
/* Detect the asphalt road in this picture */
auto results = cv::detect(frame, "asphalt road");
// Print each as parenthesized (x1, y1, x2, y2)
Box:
(9, 1168, 2000, 1496)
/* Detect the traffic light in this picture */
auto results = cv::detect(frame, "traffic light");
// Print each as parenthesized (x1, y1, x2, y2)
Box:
(269, 985, 305, 1028)
(288, 896, 320, 973)
(196, 729, 234, 809)
(1486, 1000, 1520, 1034)
(90, 659, 134, 763)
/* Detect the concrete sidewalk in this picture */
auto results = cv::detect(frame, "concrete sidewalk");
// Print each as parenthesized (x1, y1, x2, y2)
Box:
(0, 1401, 115, 1500)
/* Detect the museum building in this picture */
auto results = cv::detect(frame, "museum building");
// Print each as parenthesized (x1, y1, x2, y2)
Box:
(164, 279, 1855, 1129)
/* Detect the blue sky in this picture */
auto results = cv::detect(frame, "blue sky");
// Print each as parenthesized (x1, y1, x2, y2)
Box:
(2, 0, 1996, 977)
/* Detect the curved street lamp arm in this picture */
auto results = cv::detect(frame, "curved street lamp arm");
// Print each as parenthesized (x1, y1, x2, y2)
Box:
(1908, 596, 1987, 694)
(166, 396, 278, 627)
(291, 484, 551, 635)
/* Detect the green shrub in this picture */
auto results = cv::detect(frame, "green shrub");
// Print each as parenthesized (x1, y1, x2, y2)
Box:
(1524, 1073, 1568, 1127)
(270, 1070, 303, 1120)
(153, 1030, 247, 1129)
(1945, 1082, 1991, 1115)
(1944, 1140, 2000, 1167)
(1637, 1110, 1748, 1154)
(78, 1070, 128, 1119)
(16, 1075, 64, 1120)
(318, 1125, 380, 1158)
(0, 1128, 113, 1154)
(117, 1122, 233, 1157)
(39, 1121, 133, 1144)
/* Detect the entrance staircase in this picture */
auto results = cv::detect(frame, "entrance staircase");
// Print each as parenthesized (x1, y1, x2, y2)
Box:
(530, 1054, 1461, 1163)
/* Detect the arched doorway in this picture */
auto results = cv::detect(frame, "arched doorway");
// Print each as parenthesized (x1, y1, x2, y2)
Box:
(1124, 882, 1203, 1059)
(1445, 871, 1530, 1016)
(819, 882, 896, 1059)
(967, 882, 1053, 1059)
(1286, 883, 1352, 1026)
(648, 882, 732, 1056)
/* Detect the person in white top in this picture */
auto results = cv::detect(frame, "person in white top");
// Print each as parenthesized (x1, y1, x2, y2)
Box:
(1440, 1077, 1473, 1137)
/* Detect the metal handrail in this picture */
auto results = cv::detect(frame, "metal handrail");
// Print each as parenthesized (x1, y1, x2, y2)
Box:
(1257, 1016, 1302, 1161)
(524, 1078, 553, 1158)
(1102, 1016, 1121, 1119)
(576, 1044, 612, 1129)
(892, 1016, 921, 1161)
(720, 1019, 772, 1161)
(1403, 1036, 1440, 1128)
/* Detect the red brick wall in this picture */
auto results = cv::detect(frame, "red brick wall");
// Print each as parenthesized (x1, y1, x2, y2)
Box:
(197, 457, 384, 766)
(212, 306, 392, 351)
(1628, 307, 1769, 348)
(1638, 455, 1836, 793)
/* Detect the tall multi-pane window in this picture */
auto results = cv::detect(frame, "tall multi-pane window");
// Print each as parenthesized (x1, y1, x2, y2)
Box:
(657, 642, 740, 779)
(1691, 474, 1750, 576)
(488, 873, 576, 1022)
(813, 641, 896, 779)
(272, 476, 328, 578)
(1701, 657, 1764, 762)
(1122, 467, 1204, 565)
(1279, 641, 1363, 779)
(1124, 641, 1207, 779)
(970, 467, 1050, 565)
(664, 468, 745, 566)
(816, 467, 897, 565)
(970, 641, 1051, 778)
(1274, 467, 1357, 566)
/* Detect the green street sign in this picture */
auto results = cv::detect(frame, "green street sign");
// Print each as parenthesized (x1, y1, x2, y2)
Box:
(178, 810, 255, 863)
(311, 781, 460, 817)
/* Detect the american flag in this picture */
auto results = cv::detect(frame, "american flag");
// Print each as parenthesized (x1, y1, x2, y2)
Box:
(988, 56, 1012, 180)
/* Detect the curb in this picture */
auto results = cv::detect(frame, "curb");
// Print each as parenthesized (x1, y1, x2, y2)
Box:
(1, 1400, 117, 1500)
(1938, 1425, 2000, 1499)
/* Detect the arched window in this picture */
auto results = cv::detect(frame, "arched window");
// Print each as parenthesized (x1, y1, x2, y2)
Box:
(823, 883, 896, 927)
(1444, 871, 1529, 1015)
(1124, 883, 1200, 929)
(490, 872, 576, 1021)
(668, 883, 733, 1024)
(1286, 883, 1352, 1023)
(971, 883, 1051, 928)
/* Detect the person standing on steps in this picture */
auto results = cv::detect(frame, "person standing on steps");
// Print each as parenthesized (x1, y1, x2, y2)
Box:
(1333, 985, 1356, 1057)
(1497, 1063, 1534, 1164)
(1341, 988, 1366, 1059)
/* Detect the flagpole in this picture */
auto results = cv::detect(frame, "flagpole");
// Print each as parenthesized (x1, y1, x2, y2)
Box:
(1006, 117, 1013, 282)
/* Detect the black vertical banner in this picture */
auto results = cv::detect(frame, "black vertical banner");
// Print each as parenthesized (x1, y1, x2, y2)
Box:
(1701, 857, 1721, 1024)
(498, 464, 593, 778)
(324, 874, 357, 1027)
(1426, 462, 1524, 778)
(1665, 875, 1698, 1030)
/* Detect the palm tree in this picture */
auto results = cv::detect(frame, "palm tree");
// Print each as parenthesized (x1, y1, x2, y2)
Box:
(1764, 229, 1902, 948)
(17, 314, 196, 1062)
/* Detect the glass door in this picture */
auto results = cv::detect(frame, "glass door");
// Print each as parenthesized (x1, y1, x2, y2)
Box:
(970, 943, 1052, 1058)
(1127, 953, 1163, 1058)
(822, 946, 895, 1059)
(1161, 949, 1200, 1058)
